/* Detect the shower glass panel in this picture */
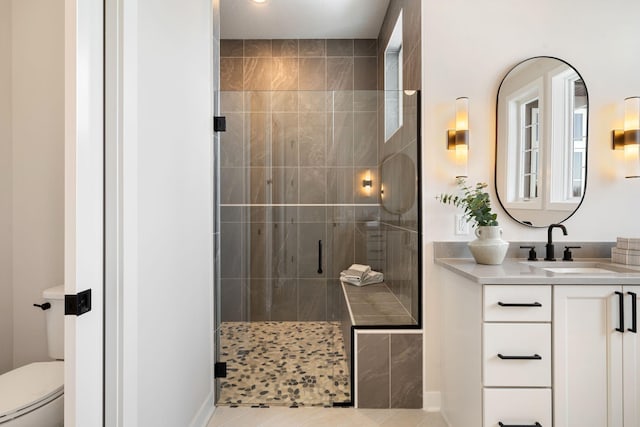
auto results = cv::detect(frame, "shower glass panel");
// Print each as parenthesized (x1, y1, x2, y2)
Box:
(214, 90, 420, 407)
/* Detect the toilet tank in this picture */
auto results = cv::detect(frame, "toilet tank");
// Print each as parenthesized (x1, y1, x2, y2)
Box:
(42, 285, 65, 360)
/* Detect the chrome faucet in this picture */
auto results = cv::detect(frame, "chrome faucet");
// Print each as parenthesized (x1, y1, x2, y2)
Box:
(545, 224, 568, 261)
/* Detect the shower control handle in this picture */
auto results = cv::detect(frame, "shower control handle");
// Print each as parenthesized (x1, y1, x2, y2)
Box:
(317, 240, 323, 274)
(33, 302, 51, 311)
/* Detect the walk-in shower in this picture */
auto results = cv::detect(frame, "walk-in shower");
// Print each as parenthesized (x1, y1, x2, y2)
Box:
(214, 88, 420, 406)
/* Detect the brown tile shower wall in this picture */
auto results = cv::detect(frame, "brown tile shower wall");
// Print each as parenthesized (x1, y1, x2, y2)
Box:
(373, 0, 422, 321)
(219, 39, 379, 322)
(356, 332, 423, 408)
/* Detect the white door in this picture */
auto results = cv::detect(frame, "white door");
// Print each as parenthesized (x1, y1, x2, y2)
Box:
(624, 286, 640, 427)
(554, 285, 623, 427)
(64, 0, 104, 425)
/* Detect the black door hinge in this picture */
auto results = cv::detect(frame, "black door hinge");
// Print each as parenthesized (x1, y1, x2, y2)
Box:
(214, 116, 226, 132)
(214, 362, 227, 378)
(65, 289, 92, 316)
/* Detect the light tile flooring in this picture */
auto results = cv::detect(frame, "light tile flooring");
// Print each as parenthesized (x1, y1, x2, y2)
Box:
(218, 321, 350, 406)
(207, 407, 449, 427)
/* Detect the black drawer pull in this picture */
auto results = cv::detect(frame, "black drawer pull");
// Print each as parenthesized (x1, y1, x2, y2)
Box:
(616, 291, 625, 333)
(497, 353, 542, 360)
(497, 302, 542, 307)
(629, 291, 637, 334)
(499, 422, 542, 427)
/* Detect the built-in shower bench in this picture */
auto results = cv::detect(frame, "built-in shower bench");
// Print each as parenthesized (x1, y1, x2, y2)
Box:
(336, 280, 423, 409)
(340, 281, 416, 325)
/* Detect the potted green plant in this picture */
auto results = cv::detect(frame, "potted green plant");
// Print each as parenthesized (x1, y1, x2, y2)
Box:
(437, 177, 509, 265)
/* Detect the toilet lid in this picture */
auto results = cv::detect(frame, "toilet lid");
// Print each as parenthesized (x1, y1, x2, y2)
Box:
(0, 361, 64, 420)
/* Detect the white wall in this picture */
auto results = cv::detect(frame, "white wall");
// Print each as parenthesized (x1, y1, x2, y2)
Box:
(422, 0, 640, 397)
(6, 0, 65, 370)
(0, 0, 14, 376)
(119, 0, 214, 424)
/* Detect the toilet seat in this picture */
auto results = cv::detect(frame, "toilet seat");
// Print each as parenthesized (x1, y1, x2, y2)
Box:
(0, 361, 64, 424)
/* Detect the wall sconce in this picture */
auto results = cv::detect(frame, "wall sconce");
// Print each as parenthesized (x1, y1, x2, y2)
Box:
(362, 179, 373, 188)
(612, 96, 640, 178)
(447, 97, 469, 178)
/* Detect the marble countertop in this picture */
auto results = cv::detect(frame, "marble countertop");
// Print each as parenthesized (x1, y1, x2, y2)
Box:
(435, 258, 640, 285)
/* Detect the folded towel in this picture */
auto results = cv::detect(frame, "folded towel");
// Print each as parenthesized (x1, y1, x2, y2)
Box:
(341, 269, 384, 287)
(340, 264, 372, 282)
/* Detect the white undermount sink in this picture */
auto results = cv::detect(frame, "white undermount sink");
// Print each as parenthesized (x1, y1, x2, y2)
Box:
(520, 261, 640, 274)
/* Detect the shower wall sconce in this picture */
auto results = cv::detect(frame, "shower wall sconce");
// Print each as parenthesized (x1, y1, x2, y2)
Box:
(612, 96, 640, 178)
(362, 179, 373, 188)
(447, 97, 469, 178)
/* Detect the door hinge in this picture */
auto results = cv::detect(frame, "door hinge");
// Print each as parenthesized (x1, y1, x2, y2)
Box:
(64, 289, 92, 316)
(214, 362, 227, 378)
(214, 116, 226, 132)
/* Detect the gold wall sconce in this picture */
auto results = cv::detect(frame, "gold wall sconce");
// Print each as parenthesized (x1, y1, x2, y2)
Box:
(447, 97, 469, 178)
(612, 96, 640, 178)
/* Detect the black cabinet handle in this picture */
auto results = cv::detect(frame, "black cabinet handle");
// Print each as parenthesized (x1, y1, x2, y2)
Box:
(499, 422, 542, 427)
(498, 302, 542, 307)
(616, 291, 625, 333)
(33, 302, 51, 311)
(497, 353, 542, 360)
(317, 240, 323, 274)
(629, 291, 637, 333)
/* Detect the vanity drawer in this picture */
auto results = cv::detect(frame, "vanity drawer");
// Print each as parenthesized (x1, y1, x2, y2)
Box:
(484, 285, 551, 322)
(484, 388, 552, 427)
(483, 323, 551, 387)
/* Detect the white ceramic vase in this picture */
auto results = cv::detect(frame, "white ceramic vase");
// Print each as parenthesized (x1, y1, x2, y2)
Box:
(468, 225, 509, 265)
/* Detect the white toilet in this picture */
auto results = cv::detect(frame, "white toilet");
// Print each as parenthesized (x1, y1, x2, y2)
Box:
(0, 285, 65, 427)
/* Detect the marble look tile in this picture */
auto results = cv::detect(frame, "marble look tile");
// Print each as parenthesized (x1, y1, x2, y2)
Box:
(270, 279, 298, 320)
(299, 39, 325, 57)
(220, 206, 243, 223)
(326, 167, 355, 205)
(244, 39, 272, 57)
(298, 279, 327, 320)
(299, 58, 327, 90)
(346, 292, 398, 304)
(220, 39, 243, 57)
(354, 112, 378, 167)
(244, 58, 272, 90)
(272, 113, 298, 167)
(327, 57, 354, 91)
(271, 167, 298, 204)
(272, 91, 298, 112)
(350, 301, 410, 317)
(220, 167, 245, 204)
(403, 50, 421, 93)
(270, 223, 298, 278)
(221, 57, 243, 90)
(354, 57, 377, 90)
(250, 223, 268, 278)
(299, 113, 326, 167)
(298, 206, 327, 223)
(331, 91, 354, 112)
(245, 112, 269, 167)
(220, 113, 243, 167)
(249, 167, 268, 204)
(299, 91, 329, 112)
(327, 222, 355, 278)
(354, 90, 378, 112)
(299, 168, 326, 205)
(244, 91, 271, 112)
(220, 91, 244, 113)
(354, 205, 380, 222)
(272, 58, 299, 91)
(272, 39, 298, 57)
(220, 279, 246, 322)
(297, 223, 326, 277)
(327, 39, 354, 56)
(354, 39, 377, 56)
(220, 224, 246, 280)
(357, 334, 389, 408)
(249, 279, 269, 320)
(390, 334, 423, 408)
(353, 315, 415, 325)
(327, 205, 355, 223)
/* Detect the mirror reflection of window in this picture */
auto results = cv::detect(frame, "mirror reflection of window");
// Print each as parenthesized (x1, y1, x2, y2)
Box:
(571, 80, 587, 199)
(521, 100, 539, 201)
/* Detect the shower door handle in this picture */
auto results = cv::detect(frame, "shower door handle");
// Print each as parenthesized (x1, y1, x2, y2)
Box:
(317, 240, 323, 274)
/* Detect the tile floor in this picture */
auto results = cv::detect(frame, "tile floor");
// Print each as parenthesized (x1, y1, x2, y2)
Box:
(218, 321, 351, 406)
(207, 406, 449, 427)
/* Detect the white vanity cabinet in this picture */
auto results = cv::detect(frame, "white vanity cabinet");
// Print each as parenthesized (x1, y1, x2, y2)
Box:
(554, 285, 640, 427)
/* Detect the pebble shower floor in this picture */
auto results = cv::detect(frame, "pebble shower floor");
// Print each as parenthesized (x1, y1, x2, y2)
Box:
(217, 321, 351, 407)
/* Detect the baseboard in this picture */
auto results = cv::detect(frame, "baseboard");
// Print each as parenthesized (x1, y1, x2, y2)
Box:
(423, 391, 441, 412)
(190, 391, 215, 427)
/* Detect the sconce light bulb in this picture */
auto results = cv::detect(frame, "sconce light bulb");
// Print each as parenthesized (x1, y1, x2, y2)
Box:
(455, 97, 469, 131)
(624, 96, 640, 131)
